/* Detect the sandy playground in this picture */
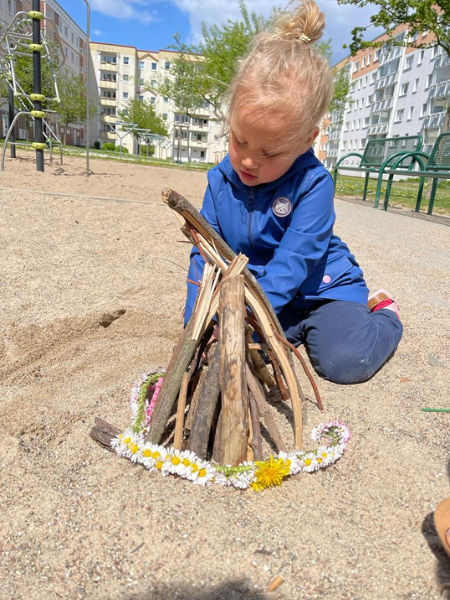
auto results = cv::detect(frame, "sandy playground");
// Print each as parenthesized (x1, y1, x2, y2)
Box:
(1, 151, 450, 600)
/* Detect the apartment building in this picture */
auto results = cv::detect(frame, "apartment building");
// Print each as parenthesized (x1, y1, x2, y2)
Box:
(89, 41, 227, 162)
(323, 28, 449, 170)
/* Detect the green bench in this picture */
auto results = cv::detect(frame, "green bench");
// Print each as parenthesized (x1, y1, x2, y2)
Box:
(333, 135, 423, 202)
(374, 132, 450, 215)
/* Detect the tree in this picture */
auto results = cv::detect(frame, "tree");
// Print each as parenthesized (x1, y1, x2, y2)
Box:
(335, 0, 450, 56)
(118, 98, 168, 142)
(163, 1, 268, 120)
(330, 65, 352, 119)
(54, 70, 97, 145)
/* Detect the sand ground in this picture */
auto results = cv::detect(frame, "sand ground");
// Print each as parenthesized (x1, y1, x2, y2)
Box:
(1, 152, 449, 600)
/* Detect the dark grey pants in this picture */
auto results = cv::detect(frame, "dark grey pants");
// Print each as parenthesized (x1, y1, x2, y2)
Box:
(277, 300, 403, 384)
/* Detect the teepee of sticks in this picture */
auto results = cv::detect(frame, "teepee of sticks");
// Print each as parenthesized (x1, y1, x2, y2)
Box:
(91, 188, 323, 466)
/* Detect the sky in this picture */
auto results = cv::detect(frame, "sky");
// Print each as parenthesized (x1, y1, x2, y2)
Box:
(57, 0, 382, 66)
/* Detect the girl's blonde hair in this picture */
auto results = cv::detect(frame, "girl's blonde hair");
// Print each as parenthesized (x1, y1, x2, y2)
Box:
(227, 0, 333, 148)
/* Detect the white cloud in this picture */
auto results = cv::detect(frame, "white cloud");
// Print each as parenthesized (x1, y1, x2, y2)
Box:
(91, 0, 155, 24)
(92, 28, 102, 36)
(170, 0, 382, 64)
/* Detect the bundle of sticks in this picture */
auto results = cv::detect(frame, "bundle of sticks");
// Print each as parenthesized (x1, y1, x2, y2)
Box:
(91, 188, 323, 467)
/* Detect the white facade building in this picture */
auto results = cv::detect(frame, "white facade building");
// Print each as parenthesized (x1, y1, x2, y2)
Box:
(89, 42, 227, 163)
(323, 29, 450, 169)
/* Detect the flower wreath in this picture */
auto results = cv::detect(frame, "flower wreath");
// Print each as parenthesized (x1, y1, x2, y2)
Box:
(111, 371, 351, 491)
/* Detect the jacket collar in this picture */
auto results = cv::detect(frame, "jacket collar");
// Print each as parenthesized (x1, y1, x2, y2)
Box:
(217, 148, 321, 192)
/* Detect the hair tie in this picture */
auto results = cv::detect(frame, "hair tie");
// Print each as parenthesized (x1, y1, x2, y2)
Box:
(297, 33, 311, 43)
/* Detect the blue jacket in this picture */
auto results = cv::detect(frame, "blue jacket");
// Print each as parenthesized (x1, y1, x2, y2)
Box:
(185, 149, 368, 324)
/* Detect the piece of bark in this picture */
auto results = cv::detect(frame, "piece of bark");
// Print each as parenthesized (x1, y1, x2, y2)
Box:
(90, 417, 121, 451)
(247, 408, 255, 462)
(188, 342, 221, 458)
(185, 364, 207, 432)
(249, 393, 264, 461)
(246, 363, 287, 453)
(218, 274, 248, 466)
(145, 317, 197, 444)
(173, 372, 190, 450)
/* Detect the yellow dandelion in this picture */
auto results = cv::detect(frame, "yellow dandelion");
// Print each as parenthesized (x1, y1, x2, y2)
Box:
(143, 449, 152, 458)
(182, 458, 191, 467)
(130, 444, 139, 454)
(171, 456, 181, 466)
(304, 458, 312, 467)
(198, 468, 207, 478)
(251, 455, 291, 491)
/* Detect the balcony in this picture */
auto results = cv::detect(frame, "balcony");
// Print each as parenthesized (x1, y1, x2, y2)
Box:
(375, 72, 398, 90)
(378, 47, 402, 66)
(423, 112, 445, 128)
(100, 113, 117, 122)
(100, 131, 117, 140)
(429, 81, 450, 99)
(371, 97, 394, 114)
(100, 61, 118, 71)
(100, 98, 117, 107)
(99, 79, 117, 89)
(366, 122, 389, 135)
(328, 130, 341, 141)
(326, 149, 338, 158)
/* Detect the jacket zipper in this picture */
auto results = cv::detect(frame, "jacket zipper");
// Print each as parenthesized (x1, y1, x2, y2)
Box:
(248, 188, 256, 248)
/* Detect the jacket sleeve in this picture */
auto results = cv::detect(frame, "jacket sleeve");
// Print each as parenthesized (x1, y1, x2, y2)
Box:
(184, 182, 220, 326)
(256, 172, 335, 314)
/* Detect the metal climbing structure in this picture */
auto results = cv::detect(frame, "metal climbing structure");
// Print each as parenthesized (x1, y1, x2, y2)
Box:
(0, 0, 63, 172)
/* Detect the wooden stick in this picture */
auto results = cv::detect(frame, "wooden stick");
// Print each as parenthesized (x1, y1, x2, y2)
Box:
(249, 393, 264, 461)
(272, 329, 324, 411)
(145, 317, 197, 444)
(173, 372, 190, 449)
(218, 274, 248, 466)
(247, 408, 255, 462)
(244, 287, 303, 448)
(246, 363, 287, 453)
(188, 342, 221, 458)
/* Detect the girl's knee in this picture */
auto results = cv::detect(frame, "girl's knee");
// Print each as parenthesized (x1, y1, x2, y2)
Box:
(312, 347, 379, 384)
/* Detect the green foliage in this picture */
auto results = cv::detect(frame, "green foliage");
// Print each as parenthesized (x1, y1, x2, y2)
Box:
(335, 0, 450, 57)
(118, 98, 168, 138)
(93, 140, 101, 149)
(330, 65, 352, 117)
(53, 70, 97, 140)
(102, 142, 128, 153)
(162, 1, 268, 118)
(6, 44, 58, 107)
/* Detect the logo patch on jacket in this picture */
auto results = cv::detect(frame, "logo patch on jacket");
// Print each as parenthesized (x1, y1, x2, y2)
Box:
(272, 197, 292, 217)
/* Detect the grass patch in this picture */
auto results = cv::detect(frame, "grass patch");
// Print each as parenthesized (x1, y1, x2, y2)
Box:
(334, 173, 450, 215)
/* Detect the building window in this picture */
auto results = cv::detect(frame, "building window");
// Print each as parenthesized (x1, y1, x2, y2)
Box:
(123, 56, 129, 65)
(163, 96, 169, 104)
(150, 97, 156, 104)
(431, 46, 437, 59)
(374, 49, 379, 61)
(407, 106, 414, 120)
(165, 61, 170, 69)
(151, 62, 157, 70)
(367, 54, 371, 65)
(138, 95, 144, 101)
(405, 55, 413, 69)
(101, 55, 117, 65)
(200, 151, 205, 159)
(354, 61, 359, 72)
(123, 92, 129, 99)
(413, 78, 419, 93)
(139, 78, 144, 86)
(65, 25, 68, 37)
(139, 61, 145, 69)
(362, 57, 366, 68)
(418, 50, 424, 65)
(123, 74, 129, 82)
(421, 103, 427, 117)
(151, 79, 157, 88)
(400, 82, 409, 96)
(426, 74, 433, 88)
(162, 113, 168, 121)
(395, 109, 404, 122)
